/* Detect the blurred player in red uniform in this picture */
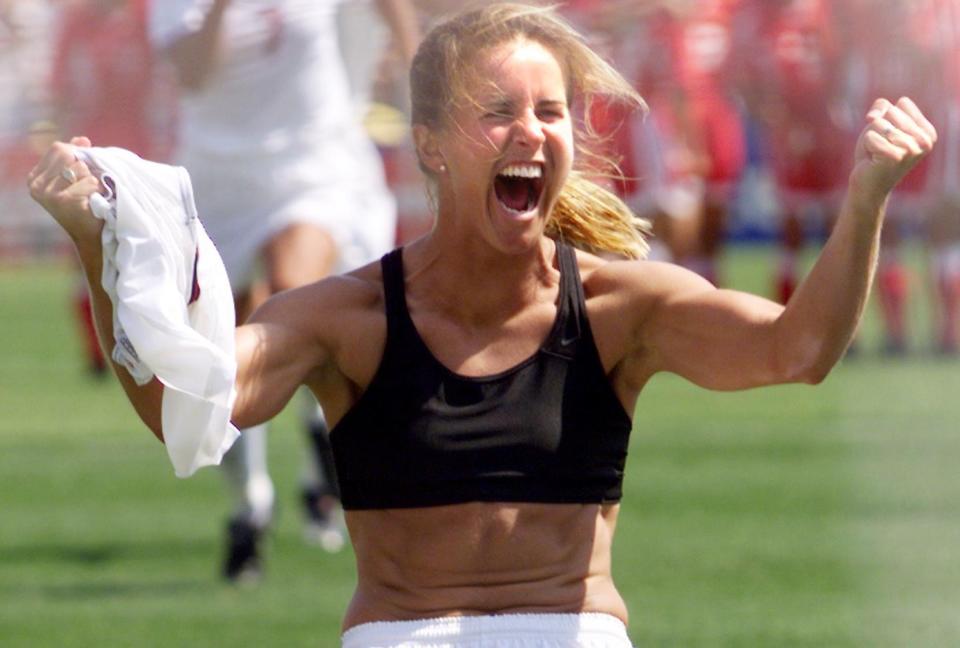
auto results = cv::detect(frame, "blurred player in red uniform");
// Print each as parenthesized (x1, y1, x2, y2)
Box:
(49, 0, 176, 375)
(646, 0, 746, 284)
(843, 0, 940, 354)
(557, 1, 647, 211)
(919, 0, 960, 354)
(566, 0, 746, 279)
(737, 0, 852, 305)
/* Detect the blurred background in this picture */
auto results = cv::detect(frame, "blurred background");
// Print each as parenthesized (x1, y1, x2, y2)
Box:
(2, 0, 959, 646)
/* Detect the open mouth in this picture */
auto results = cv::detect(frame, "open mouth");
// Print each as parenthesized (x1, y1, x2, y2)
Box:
(494, 163, 545, 214)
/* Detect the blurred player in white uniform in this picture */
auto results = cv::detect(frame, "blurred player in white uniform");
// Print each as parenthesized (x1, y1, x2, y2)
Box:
(149, 0, 410, 582)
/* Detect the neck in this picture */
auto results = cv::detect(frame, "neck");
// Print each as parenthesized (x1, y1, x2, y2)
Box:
(407, 233, 558, 326)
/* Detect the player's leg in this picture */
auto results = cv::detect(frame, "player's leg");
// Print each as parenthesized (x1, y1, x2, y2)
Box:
(221, 423, 274, 582)
(928, 194, 960, 354)
(73, 279, 108, 376)
(877, 219, 910, 355)
(691, 97, 746, 287)
(927, 105, 960, 354)
(263, 223, 345, 550)
(775, 207, 803, 304)
(299, 397, 346, 552)
(220, 282, 276, 582)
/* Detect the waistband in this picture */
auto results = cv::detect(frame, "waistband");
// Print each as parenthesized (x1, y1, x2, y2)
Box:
(341, 612, 633, 647)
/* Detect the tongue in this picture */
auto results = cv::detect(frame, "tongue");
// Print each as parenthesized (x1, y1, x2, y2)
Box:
(495, 176, 530, 212)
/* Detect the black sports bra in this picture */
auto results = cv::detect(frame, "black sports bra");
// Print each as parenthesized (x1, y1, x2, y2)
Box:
(329, 242, 633, 510)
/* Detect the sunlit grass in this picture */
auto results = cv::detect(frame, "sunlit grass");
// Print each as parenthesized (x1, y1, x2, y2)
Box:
(1, 245, 957, 646)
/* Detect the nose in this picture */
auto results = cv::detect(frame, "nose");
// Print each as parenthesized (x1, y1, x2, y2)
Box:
(513, 109, 546, 148)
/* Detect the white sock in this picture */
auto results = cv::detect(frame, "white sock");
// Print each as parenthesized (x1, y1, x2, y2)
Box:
(221, 424, 275, 528)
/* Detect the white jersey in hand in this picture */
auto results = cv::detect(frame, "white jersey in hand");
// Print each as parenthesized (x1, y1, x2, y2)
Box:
(78, 145, 240, 479)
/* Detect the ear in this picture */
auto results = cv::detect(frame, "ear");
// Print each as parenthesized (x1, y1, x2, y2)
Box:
(412, 124, 446, 175)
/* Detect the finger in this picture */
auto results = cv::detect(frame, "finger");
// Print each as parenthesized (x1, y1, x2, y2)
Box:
(70, 135, 92, 148)
(895, 97, 937, 147)
(66, 175, 104, 201)
(30, 141, 68, 183)
(879, 106, 927, 156)
(865, 97, 894, 123)
(42, 157, 86, 195)
(78, 170, 106, 197)
(61, 166, 79, 185)
(866, 116, 905, 153)
(65, 160, 94, 183)
(51, 163, 80, 191)
(863, 129, 906, 165)
(34, 141, 79, 185)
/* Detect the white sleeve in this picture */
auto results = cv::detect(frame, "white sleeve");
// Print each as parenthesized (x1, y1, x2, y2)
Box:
(148, 0, 213, 50)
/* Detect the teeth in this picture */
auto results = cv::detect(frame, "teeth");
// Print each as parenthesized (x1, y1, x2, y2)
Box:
(499, 164, 542, 179)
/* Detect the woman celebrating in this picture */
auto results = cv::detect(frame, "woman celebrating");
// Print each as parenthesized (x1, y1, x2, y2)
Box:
(28, 3, 935, 646)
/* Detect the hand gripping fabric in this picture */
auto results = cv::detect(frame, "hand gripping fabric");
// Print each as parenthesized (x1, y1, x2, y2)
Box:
(75, 146, 240, 478)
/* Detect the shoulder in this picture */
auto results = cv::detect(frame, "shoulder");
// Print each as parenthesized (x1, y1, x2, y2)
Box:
(247, 257, 388, 385)
(260, 257, 382, 307)
(576, 249, 714, 309)
(575, 250, 719, 366)
(250, 258, 385, 339)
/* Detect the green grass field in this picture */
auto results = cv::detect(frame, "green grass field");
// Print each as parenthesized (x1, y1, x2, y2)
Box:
(2, 245, 959, 647)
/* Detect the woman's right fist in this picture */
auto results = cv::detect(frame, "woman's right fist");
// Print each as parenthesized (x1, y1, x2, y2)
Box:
(26, 136, 105, 246)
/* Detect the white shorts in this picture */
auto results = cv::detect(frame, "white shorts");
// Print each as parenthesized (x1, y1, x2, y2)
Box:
(181, 124, 396, 293)
(340, 612, 634, 648)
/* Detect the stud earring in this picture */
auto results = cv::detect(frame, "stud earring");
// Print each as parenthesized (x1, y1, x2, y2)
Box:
(439, 163, 447, 173)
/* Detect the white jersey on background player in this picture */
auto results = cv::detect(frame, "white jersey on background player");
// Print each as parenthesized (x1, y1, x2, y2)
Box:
(150, 0, 395, 286)
(149, 0, 397, 580)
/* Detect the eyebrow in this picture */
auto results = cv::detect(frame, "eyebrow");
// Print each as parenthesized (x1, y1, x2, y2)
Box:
(538, 99, 568, 110)
(482, 97, 568, 111)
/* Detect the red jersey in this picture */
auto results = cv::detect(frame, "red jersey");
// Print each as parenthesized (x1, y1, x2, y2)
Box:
(634, 2, 747, 191)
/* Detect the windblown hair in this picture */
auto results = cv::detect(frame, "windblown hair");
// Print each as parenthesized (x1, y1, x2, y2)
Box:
(409, 1, 651, 259)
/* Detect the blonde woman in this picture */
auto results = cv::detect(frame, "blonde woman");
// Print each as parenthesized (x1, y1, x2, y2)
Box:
(29, 3, 935, 646)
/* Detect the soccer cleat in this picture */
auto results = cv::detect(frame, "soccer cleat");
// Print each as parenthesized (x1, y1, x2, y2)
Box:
(223, 517, 266, 584)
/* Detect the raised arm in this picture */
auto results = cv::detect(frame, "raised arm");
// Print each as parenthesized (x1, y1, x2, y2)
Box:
(27, 138, 165, 438)
(632, 97, 936, 391)
(159, 0, 230, 92)
(26, 139, 330, 442)
(374, 0, 421, 66)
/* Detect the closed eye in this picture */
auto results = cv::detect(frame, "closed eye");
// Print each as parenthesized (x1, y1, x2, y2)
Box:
(482, 101, 515, 121)
(537, 108, 566, 121)
(537, 101, 567, 121)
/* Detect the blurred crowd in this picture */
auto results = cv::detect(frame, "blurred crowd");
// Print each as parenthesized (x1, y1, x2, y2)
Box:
(2, 0, 959, 354)
(562, 0, 960, 356)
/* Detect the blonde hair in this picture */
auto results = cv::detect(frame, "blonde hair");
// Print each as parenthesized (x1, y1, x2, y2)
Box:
(410, 2, 651, 259)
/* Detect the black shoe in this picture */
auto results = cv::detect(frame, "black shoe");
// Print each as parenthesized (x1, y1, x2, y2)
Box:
(223, 517, 265, 584)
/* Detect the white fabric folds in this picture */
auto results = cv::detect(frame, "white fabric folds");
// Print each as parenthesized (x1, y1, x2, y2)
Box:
(76, 146, 240, 478)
